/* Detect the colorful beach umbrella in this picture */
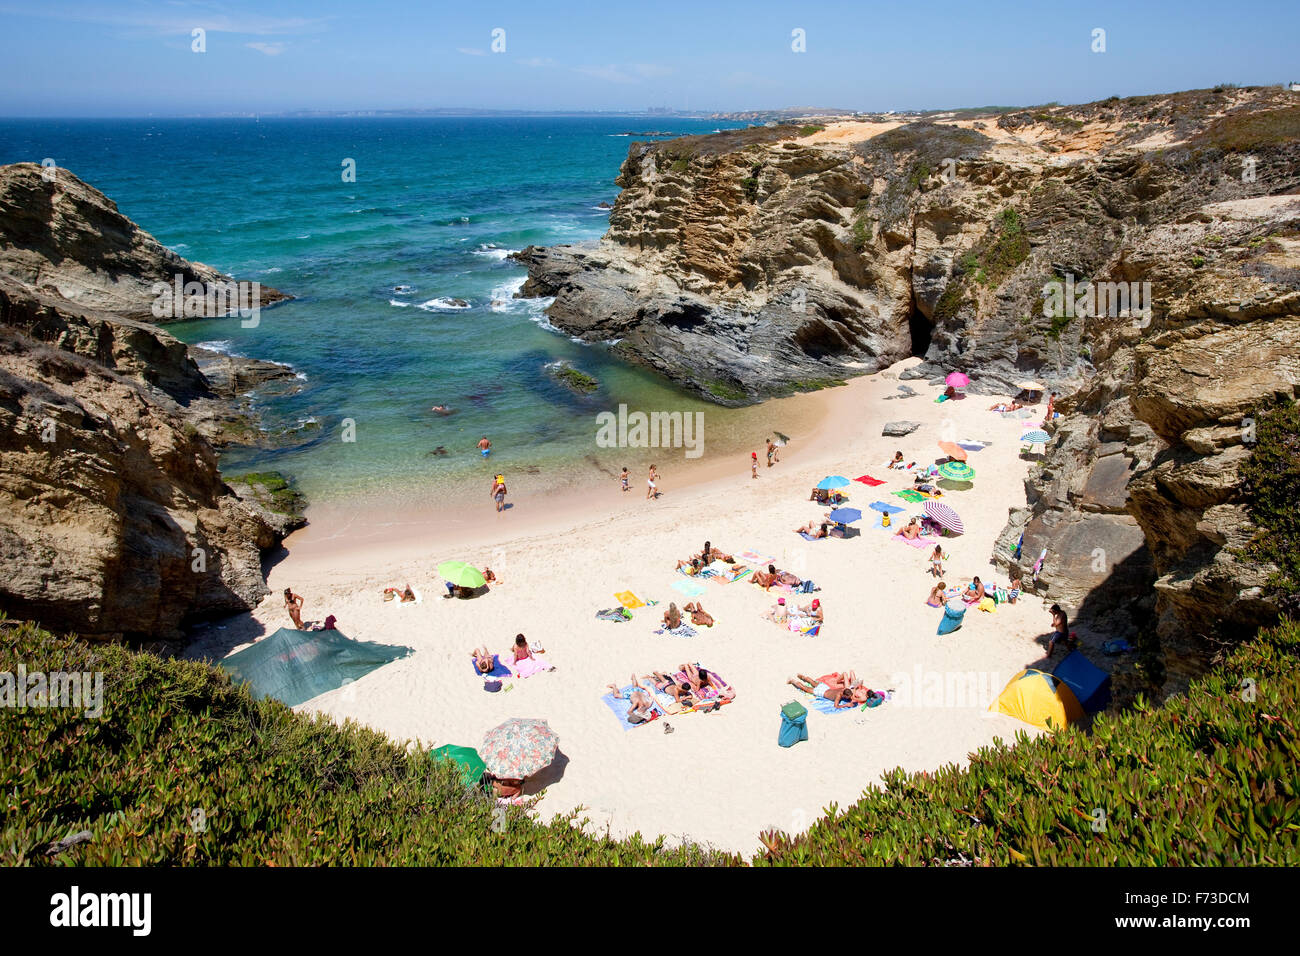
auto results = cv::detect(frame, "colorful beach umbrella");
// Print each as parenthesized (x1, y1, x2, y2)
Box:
(815, 475, 850, 490)
(1021, 430, 1051, 445)
(481, 717, 559, 779)
(945, 371, 971, 388)
(437, 561, 486, 588)
(827, 507, 863, 524)
(430, 744, 486, 788)
(923, 500, 965, 535)
(938, 460, 976, 482)
(937, 441, 968, 461)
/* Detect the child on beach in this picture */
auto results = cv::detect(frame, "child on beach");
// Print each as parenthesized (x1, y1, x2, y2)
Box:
(646, 464, 659, 500)
(751, 452, 758, 478)
(491, 474, 507, 512)
(766, 438, 779, 467)
(929, 545, 944, 577)
(620, 467, 630, 492)
(926, 582, 946, 607)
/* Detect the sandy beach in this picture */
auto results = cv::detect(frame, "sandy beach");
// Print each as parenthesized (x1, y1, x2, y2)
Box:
(188, 358, 1058, 855)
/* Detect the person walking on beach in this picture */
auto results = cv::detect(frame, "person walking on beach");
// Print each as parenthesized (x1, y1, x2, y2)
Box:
(647, 464, 659, 500)
(766, 438, 780, 468)
(283, 588, 305, 629)
(751, 452, 759, 479)
(478, 435, 492, 457)
(620, 466, 630, 492)
(490, 473, 507, 512)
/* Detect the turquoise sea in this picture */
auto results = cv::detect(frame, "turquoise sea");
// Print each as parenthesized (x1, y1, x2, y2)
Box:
(0, 116, 761, 505)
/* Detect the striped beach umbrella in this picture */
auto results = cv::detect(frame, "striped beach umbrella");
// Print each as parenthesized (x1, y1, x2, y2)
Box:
(816, 475, 850, 490)
(481, 718, 559, 779)
(923, 500, 965, 535)
(938, 460, 976, 482)
(1021, 430, 1051, 445)
(938, 441, 968, 461)
(945, 371, 971, 388)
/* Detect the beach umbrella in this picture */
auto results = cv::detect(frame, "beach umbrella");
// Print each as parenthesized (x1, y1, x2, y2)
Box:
(430, 744, 486, 788)
(1021, 429, 1051, 445)
(937, 441, 968, 461)
(827, 507, 863, 524)
(945, 371, 971, 388)
(437, 561, 486, 588)
(481, 718, 559, 779)
(923, 500, 965, 535)
(815, 475, 850, 490)
(938, 460, 976, 482)
(1017, 379, 1046, 392)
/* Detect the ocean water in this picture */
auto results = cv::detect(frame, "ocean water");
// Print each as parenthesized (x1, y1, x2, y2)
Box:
(0, 116, 771, 505)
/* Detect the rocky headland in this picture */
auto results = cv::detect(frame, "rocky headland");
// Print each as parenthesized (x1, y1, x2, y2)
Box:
(0, 162, 303, 646)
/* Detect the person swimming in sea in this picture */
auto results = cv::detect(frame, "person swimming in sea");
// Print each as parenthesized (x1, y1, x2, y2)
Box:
(478, 435, 491, 456)
(431, 404, 454, 416)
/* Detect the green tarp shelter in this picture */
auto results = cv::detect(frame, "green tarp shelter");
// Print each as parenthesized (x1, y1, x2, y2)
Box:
(430, 745, 487, 788)
(218, 627, 412, 707)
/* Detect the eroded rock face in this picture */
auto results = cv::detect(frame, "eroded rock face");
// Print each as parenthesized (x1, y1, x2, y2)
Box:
(0, 163, 301, 643)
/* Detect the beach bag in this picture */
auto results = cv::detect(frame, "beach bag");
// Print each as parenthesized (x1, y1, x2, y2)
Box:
(483, 679, 503, 693)
(778, 701, 809, 748)
(937, 600, 966, 635)
(798, 579, 816, 593)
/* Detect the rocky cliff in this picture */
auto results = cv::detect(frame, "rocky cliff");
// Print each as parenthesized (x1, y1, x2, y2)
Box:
(519, 88, 1300, 685)
(0, 163, 302, 644)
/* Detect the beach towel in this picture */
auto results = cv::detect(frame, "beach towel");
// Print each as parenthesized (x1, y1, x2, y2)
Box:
(854, 475, 886, 486)
(596, 607, 631, 622)
(470, 655, 511, 679)
(653, 623, 699, 638)
(723, 567, 752, 584)
(957, 440, 989, 451)
(615, 590, 645, 609)
(800, 691, 858, 715)
(602, 686, 661, 730)
(869, 500, 906, 514)
(978, 597, 997, 613)
(512, 655, 554, 679)
(797, 531, 824, 542)
(638, 676, 691, 715)
(892, 489, 926, 503)
(892, 532, 933, 549)
(738, 549, 775, 566)
(701, 559, 732, 576)
(671, 578, 706, 598)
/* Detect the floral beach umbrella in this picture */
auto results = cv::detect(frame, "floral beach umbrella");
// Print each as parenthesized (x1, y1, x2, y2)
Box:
(938, 460, 976, 482)
(945, 371, 971, 388)
(481, 718, 559, 779)
(923, 500, 965, 535)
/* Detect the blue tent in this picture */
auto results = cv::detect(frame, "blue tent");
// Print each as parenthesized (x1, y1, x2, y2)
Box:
(1052, 650, 1112, 713)
(218, 627, 412, 707)
(937, 600, 966, 635)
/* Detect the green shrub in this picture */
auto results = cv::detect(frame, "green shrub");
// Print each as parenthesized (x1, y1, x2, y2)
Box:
(227, 471, 304, 517)
(1238, 399, 1300, 609)
(798, 125, 825, 136)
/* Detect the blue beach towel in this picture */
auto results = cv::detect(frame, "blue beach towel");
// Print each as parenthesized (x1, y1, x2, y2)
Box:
(601, 686, 661, 731)
(671, 578, 706, 598)
(798, 531, 824, 542)
(869, 501, 906, 514)
(801, 691, 858, 715)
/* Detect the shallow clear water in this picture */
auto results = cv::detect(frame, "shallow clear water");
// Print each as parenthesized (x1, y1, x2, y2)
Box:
(1, 116, 760, 503)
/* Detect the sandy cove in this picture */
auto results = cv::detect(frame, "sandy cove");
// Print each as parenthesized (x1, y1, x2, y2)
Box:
(187, 358, 1059, 855)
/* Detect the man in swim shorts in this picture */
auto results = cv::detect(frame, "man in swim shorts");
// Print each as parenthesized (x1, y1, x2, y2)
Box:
(478, 435, 491, 456)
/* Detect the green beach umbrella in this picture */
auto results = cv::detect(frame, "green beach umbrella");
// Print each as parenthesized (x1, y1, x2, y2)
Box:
(938, 461, 976, 482)
(437, 561, 486, 588)
(430, 744, 487, 788)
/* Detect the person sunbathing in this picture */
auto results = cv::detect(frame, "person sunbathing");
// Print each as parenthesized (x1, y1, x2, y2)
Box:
(650, 671, 695, 706)
(482, 567, 500, 585)
(926, 582, 947, 608)
(512, 633, 545, 661)
(682, 663, 735, 702)
(751, 565, 777, 588)
(683, 601, 714, 627)
(762, 598, 789, 623)
(698, 541, 735, 564)
(676, 557, 703, 575)
(788, 674, 855, 708)
(797, 598, 823, 623)
(988, 400, 1023, 412)
(963, 577, 986, 604)
(895, 518, 922, 539)
(888, 451, 906, 469)
(606, 679, 656, 723)
(794, 520, 829, 539)
(663, 602, 683, 629)
(809, 487, 830, 503)
(472, 646, 496, 674)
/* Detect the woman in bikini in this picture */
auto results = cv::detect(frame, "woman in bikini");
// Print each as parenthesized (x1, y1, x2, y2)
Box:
(472, 646, 496, 674)
(895, 518, 922, 539)
(682, 601, 714, 627)
(284, 588, 305, 629)
(926, 582, 947, 608)
(794, 519, 830, 539)
(788, 673, 856, 708)
(963, 576, 986, 604)
(662, 602, 682, 630)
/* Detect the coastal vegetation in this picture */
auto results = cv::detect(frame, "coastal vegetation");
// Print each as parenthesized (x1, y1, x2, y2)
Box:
(549, 363, 600, 395)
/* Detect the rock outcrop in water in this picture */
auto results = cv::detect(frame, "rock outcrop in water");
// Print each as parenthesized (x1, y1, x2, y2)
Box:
(0, 163, 302, 644)
(519, 88, 1300, 683)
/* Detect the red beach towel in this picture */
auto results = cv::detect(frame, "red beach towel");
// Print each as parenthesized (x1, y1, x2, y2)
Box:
(854, 475, 886, 486)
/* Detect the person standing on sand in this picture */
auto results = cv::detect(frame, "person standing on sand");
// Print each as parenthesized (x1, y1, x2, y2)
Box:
(283, 588, 305, 629)
(491, 474, 507, 512)
(1047, 392, 1058, 420)
(751, 452, 759, 479)
(478, 435, 492, 457)
(620, 466, 630, 492)
(647, 464, 659, 500)
(766, 438, 780, 468)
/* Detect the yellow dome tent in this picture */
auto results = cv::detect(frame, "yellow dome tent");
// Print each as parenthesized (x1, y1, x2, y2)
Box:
(991, 668, 1085, 731)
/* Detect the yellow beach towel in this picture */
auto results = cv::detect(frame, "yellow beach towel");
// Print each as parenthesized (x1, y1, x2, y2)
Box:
(615, 591, 645, 609)
(978, 596, 997, 613)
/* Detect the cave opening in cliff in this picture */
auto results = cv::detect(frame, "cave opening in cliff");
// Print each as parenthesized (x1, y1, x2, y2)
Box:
(907, 308, 933, 358)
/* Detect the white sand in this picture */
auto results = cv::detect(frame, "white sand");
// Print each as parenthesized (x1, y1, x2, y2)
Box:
(188, 359, 1056, 856)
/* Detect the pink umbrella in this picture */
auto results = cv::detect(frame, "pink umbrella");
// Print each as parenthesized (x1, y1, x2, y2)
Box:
(945, 371, 970, 388)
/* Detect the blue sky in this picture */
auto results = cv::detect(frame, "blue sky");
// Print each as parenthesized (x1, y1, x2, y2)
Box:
(2, 0, 1298, 115)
